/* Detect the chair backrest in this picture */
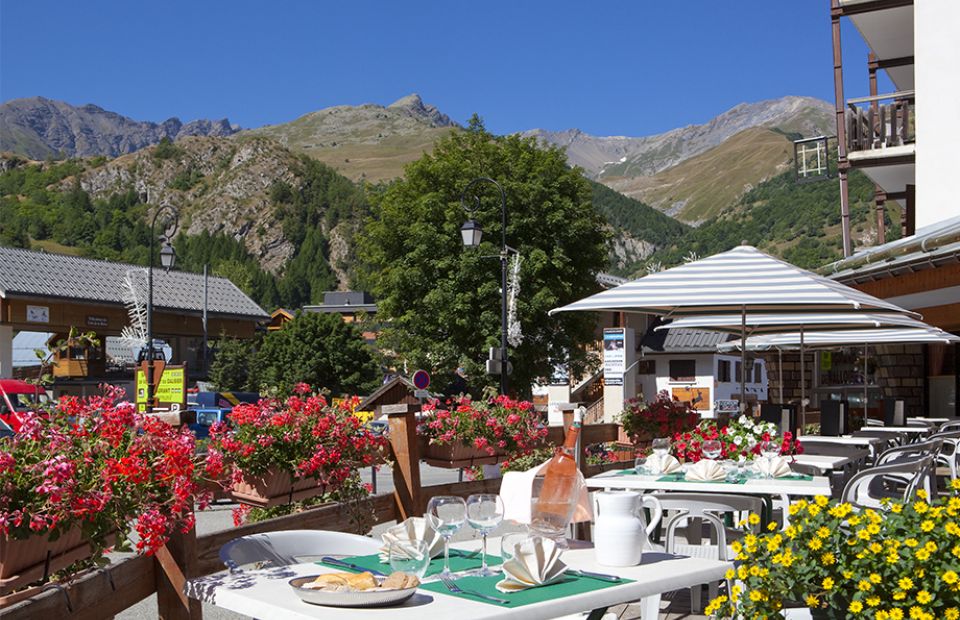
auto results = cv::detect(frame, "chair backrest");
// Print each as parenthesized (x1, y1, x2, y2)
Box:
(883, 399, 905, 427)
(654, 493, 764, 560)
(841, 454, 935, 510)
(907, 419, 938, 429)
(219, 529, 381, 572)
(939, 421, 960, 433)
(820, 401, 845, 436)
(877, 438, 944, 466)
(789, 462, 821, 478)
(853, 429, 906, 450)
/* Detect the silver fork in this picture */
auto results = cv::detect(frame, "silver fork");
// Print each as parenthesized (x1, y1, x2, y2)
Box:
(438, 575, 510, 605)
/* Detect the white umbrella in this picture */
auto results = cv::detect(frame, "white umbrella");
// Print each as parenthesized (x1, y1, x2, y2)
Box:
(550, 245, 916, 413)
(717, 328, 959, 423)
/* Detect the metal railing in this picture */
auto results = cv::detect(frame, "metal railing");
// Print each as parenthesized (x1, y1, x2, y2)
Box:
(846, 90, 915, 153)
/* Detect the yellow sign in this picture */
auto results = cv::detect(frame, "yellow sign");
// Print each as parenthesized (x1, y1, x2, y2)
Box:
(820, 352, 833, 371)
(671, 386, 711, 411)
(136, 365, 186, 411)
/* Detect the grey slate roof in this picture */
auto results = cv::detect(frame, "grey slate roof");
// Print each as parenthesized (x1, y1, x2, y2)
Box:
(0, 246, 268, 319)
(641, 326, 731, 354)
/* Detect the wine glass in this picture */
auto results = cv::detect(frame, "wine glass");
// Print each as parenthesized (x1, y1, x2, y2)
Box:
(500, 532, 528, 563)
(466, 494, 504, 576)
(530, 474, 581, 549)
(426, 495, 467, 578)
(634, 453, 648, 474)
(652, 437, 671, 457)
(388, 539, 431, 578)
(760, 440, 780, 478)
(702, 439, 722, 461)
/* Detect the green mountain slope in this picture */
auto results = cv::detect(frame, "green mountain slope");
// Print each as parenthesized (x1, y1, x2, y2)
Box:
(605, 127, 795, 224)
(644, 169, 901, 272)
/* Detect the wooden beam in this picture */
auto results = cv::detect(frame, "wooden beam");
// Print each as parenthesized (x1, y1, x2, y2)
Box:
(386, 405, 422, 521)
(876, 55, 914, 69)
(156, 527, 201, 620)
(833, 0, 913, 17)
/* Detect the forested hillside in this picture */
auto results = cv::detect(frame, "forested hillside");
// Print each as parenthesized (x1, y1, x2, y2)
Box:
(645, 169, 900, 272)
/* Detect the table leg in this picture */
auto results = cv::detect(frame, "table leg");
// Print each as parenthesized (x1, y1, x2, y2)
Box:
(586, 606, 610, 620)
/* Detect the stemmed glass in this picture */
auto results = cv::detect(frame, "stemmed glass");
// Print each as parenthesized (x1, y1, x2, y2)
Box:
(426, 495, 467, 578)
(702, 439, 722, 461)
(759, 440, 780, 478)
(651, 437, 670, 470)
(466, 494, 504, 576)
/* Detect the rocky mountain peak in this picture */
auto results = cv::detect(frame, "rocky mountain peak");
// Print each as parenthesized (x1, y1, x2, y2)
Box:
(387, 93, 457, 128)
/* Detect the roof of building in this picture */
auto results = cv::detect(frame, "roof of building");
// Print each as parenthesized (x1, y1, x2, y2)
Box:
(823, 214, 960, 283)
(0, 246, 268, 319)
(641, 325, 731, 354)
(304, 291, 377, 314)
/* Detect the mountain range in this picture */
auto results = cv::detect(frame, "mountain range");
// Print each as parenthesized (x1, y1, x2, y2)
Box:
(1, 93, 871, 300)
(0, 96, 239, 159)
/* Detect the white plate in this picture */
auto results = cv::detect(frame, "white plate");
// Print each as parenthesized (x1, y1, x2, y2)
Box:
(289, 575, 418, 608)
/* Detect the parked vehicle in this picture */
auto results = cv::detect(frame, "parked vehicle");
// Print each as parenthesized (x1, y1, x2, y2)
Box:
(187, 391, 260, 439)
(0, 379, 49, 432)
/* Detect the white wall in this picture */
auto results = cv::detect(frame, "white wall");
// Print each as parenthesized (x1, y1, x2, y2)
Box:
(914, 0, 960, 229)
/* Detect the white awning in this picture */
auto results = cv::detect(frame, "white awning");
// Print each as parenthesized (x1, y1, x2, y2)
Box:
(719, 328, 960, 352)
(660, 312, 933, 335)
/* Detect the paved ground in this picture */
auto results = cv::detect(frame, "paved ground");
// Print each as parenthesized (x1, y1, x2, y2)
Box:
(114, 463, 708, 620)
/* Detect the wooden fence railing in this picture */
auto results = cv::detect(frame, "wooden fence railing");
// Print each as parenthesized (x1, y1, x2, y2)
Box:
(2, 404, 619, 619)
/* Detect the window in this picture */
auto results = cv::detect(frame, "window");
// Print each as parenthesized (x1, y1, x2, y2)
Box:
(753, 361, 763, 384)
(718, 360, 731, 383)
(669, 359, 696, 382)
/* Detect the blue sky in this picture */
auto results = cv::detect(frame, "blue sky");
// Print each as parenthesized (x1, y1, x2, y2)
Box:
(0, 1, 888, 137)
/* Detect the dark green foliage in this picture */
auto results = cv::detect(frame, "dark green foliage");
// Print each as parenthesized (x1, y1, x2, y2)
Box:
(254, 312, 380, 397)
(208, 336, 256, 391)
(152, 137, 181, 160)
(169, 165, 204, 191)
(589, 180, 690, 248)
(646, 170, 895, 271)
(356, 119, 608, 396)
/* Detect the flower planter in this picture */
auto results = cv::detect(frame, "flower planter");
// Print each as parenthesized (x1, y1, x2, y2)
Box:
(0, 528, 118, 595)
(417, 436, 505, 469)
(229, 469, 325, 508)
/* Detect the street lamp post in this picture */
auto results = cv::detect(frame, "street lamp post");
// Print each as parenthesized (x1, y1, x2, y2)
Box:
(460, 177, 509, 396)
(145, 205, 179, 413)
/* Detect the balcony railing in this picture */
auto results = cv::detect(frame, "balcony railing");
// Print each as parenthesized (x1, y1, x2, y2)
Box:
(845, 90, 915, 154)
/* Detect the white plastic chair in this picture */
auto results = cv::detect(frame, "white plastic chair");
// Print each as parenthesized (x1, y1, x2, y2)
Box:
(654, 493, 763, 613)
(219, 529, 381, 573)
(841, 454, 935, 510)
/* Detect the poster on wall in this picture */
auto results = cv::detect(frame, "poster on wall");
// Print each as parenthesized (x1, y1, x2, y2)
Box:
(671, 386, 711, 411)
(603, 328, 625, 386)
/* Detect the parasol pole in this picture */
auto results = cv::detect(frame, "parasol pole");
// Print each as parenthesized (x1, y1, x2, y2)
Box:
(741, 305, 747, 415)
(800, 325, 806, 431)
(778, 347, 784, 404)
(864, 342, 869, 423)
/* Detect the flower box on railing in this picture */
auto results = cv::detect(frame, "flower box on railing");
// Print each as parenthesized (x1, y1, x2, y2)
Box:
(228, 469, 326, 508)
(417, 436, 505, 469)
(0, 528, 118, 599)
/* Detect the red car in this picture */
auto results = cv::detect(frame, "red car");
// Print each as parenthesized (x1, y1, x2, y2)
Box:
(0, 379, 48, 432)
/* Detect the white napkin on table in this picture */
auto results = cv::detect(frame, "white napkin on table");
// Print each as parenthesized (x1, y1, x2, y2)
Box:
(685, 459, 726, 481)
(500, 461, 593, 524)
(379, 517, 444, 561)
(646, 454, 682, 474)
(755, 456, 792, 478)
(496, 536, 567, 592)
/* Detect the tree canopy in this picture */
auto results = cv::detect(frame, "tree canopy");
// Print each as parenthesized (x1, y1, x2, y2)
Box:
(253, 311, 380, 397)
(356, 118, 608, 396)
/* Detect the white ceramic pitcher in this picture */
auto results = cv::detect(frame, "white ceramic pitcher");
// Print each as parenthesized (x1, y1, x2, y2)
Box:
(593, 490, 663, 567)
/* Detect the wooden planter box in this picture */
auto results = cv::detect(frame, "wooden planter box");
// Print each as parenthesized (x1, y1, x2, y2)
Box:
(0, 527, 117, 598)
(417, 436, 505, 469)
(229, 469, 325, 508)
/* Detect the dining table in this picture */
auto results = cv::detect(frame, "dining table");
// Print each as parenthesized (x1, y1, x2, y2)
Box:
(796, 434, 885, 458)
(790, 452, 868, 475)
(184, 535, 732, 620)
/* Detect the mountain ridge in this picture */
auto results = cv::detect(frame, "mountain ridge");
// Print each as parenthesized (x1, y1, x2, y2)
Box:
(0, 96, 239, 159)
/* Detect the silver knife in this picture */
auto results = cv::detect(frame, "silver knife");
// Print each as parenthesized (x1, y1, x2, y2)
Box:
(321, 556, 387, 577)
(567, 568, 622, 582)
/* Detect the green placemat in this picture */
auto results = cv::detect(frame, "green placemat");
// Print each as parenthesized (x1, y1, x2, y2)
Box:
(420, 571, 631, 607)
(655, 472, 746, 484)
(318, 550, 501, 578)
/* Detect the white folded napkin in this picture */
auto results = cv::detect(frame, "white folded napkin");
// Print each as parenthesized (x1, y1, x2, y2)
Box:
(647, 454, 682, 474)
(500, 461, 593, 524)
(496, 536, 567, 592)
(379, 517, 444, 561)
(685, 459, 725, 481)
(755, 456, 792, 478)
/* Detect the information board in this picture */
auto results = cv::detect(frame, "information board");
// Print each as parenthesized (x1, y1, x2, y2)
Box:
(603, 328, 626, 386)
(136, 364, 187, 412)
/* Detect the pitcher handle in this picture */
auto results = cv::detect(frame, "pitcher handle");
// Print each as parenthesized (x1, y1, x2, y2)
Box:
(639, 495, 663, 536)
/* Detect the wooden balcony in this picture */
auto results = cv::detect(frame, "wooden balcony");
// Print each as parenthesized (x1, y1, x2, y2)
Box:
(845, 90, 915, 162)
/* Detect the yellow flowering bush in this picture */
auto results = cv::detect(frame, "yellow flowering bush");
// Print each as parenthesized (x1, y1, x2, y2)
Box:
(708, 480, 960, 619)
